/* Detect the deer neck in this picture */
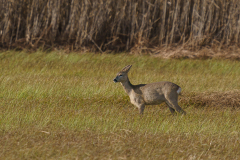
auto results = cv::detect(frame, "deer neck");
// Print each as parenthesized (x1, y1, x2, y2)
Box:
(120, 77, 134, 95)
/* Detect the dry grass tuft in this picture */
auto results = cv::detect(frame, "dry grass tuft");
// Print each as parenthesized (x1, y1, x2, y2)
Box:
(152, 47, 240, 60)
(181, 90, 240, 108)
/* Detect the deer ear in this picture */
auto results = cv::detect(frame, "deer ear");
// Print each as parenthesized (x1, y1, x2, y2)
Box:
(121, 65, 132, 73)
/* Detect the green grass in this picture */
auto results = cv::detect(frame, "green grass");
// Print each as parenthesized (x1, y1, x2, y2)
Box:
(0, 51, 240, 159)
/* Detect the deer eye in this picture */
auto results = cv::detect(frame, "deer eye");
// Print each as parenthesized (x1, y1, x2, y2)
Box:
(119, 75, 123, 77)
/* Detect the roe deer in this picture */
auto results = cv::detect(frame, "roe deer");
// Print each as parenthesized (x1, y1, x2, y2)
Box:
(113, 65, 186, 115)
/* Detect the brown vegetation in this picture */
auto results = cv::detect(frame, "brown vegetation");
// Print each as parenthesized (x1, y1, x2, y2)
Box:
(181, 90, 240, 108)
(1, 0, 240, 54)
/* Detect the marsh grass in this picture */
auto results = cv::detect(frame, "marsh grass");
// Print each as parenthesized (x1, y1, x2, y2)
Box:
(0, 51, 240, 159)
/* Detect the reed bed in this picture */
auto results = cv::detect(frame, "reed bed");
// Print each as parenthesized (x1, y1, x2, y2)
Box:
(1, 0, 240, 53)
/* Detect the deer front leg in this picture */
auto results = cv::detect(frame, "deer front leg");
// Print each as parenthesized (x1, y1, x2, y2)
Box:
(130, 94, 145, 114)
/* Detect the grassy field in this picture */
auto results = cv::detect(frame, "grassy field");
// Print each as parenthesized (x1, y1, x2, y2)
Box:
(0, 51, 240, 159)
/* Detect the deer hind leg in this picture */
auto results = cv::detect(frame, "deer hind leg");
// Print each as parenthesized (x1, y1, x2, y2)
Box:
(136, 104, 145, 114)
(165, 94, 186, 115)
(165, 101, 176, 114)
